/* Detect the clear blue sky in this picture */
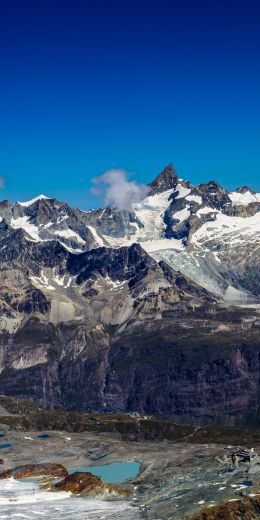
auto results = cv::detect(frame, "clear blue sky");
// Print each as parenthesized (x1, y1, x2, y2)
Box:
(0, 0, 259, 209)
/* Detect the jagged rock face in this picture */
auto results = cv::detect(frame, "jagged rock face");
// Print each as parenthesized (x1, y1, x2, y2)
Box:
(0, 266, 50, 333)
(67, 243, 153, 283)
(196, 180, 232, 211)
(0, 310, 260, 426)
(0, 224, 216, 332)
(0, 165, 259, 425)
(80, 206, 143, 238)
(149, 163, 179, 194)
(50, 471, 131, 497)
(0, 228, 69, 268)
(52, 471, 104, 494)
(0, 463, 68, 480)
(0, 197, 97, 252)
(104, 324, 260, 426)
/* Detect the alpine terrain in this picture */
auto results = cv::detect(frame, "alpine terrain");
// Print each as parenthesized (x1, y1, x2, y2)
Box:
(0, 164, 259, 426)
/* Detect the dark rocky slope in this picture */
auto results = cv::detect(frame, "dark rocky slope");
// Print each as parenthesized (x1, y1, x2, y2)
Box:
(0, 309, 260, 426)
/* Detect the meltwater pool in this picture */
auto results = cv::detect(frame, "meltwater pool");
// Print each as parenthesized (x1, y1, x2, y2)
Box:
(68, 460, 141, 483)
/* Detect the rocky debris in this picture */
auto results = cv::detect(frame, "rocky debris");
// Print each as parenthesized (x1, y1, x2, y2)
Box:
(0, 463, 68, 480)
(0, 265, 50, 327)
(159, 260, 216, 301)
(188, 496, 260, 519)
(0, 459, 3, 464)
(49, 470, 131, 497)
(0, 394, 43, 414)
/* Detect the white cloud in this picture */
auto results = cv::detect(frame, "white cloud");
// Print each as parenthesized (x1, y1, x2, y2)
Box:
(91, 169, 149, 210)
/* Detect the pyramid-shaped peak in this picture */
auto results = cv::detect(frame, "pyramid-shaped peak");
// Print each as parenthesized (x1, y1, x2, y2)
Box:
(149, 163, 178, 194)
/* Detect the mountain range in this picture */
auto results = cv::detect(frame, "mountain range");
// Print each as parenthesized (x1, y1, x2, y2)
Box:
(0, 164, 259, 426)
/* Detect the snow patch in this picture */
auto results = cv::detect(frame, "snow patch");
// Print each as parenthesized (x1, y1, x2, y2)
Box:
(175, 184, 191, 199)
(172, 205, 190, 222)
(132, 189, 173, 241)
(196, 206, 218, 217)
(192, 212, 260, 245)
(18, 194, 49, 207)
(0, 478, 138, 517)
(104, 276, 128, 289)
(186, 194, 202, 204)
(30, 271, 55, 291)
(229, 190, 260, 206)
(52, 268, 76, 288)
(87, 225, 105, 246)
(54, 228, 85, 244)
(141, 238, 184, 253)
(11, 216, 41, 241)
(57, 215, 69, 224)
(58, 241, 83, 254)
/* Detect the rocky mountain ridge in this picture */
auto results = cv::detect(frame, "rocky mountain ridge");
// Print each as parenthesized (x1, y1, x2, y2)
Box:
(1, 163, 259, 307)
(0, 164, 259, 425)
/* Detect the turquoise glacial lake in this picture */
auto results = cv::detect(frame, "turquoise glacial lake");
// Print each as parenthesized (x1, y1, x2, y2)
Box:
(68, 461, 141, 483)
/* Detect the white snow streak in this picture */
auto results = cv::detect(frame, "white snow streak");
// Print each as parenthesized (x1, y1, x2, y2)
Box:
(11, 216, 41, 241)
(18, 194, 49, 207)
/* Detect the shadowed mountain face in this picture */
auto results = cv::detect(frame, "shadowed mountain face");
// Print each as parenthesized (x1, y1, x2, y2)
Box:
(0, 165, 259, 425)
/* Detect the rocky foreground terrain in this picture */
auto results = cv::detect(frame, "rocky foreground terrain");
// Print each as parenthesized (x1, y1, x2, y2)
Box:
(0, 164, 259, 426)
(1, 396, 260, 519)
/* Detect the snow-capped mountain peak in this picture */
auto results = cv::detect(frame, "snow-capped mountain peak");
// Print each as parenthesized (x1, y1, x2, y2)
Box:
(0, 163, 259, 307)
(18, 194, 50, 207)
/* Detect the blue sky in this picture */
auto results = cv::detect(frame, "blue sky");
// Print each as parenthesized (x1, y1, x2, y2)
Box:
(0, 0, 259, 209)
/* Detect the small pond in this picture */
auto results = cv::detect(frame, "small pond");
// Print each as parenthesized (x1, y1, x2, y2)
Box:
(0, 444, 11, 449)
(37, 434, 50, 439)
(68, 461, 141, 483)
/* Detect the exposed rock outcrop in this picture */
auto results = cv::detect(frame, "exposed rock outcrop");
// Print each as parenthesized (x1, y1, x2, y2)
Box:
(49, 470, 131, 497)
(188, 496, 260, 519)
(0, 463, 68, 480)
